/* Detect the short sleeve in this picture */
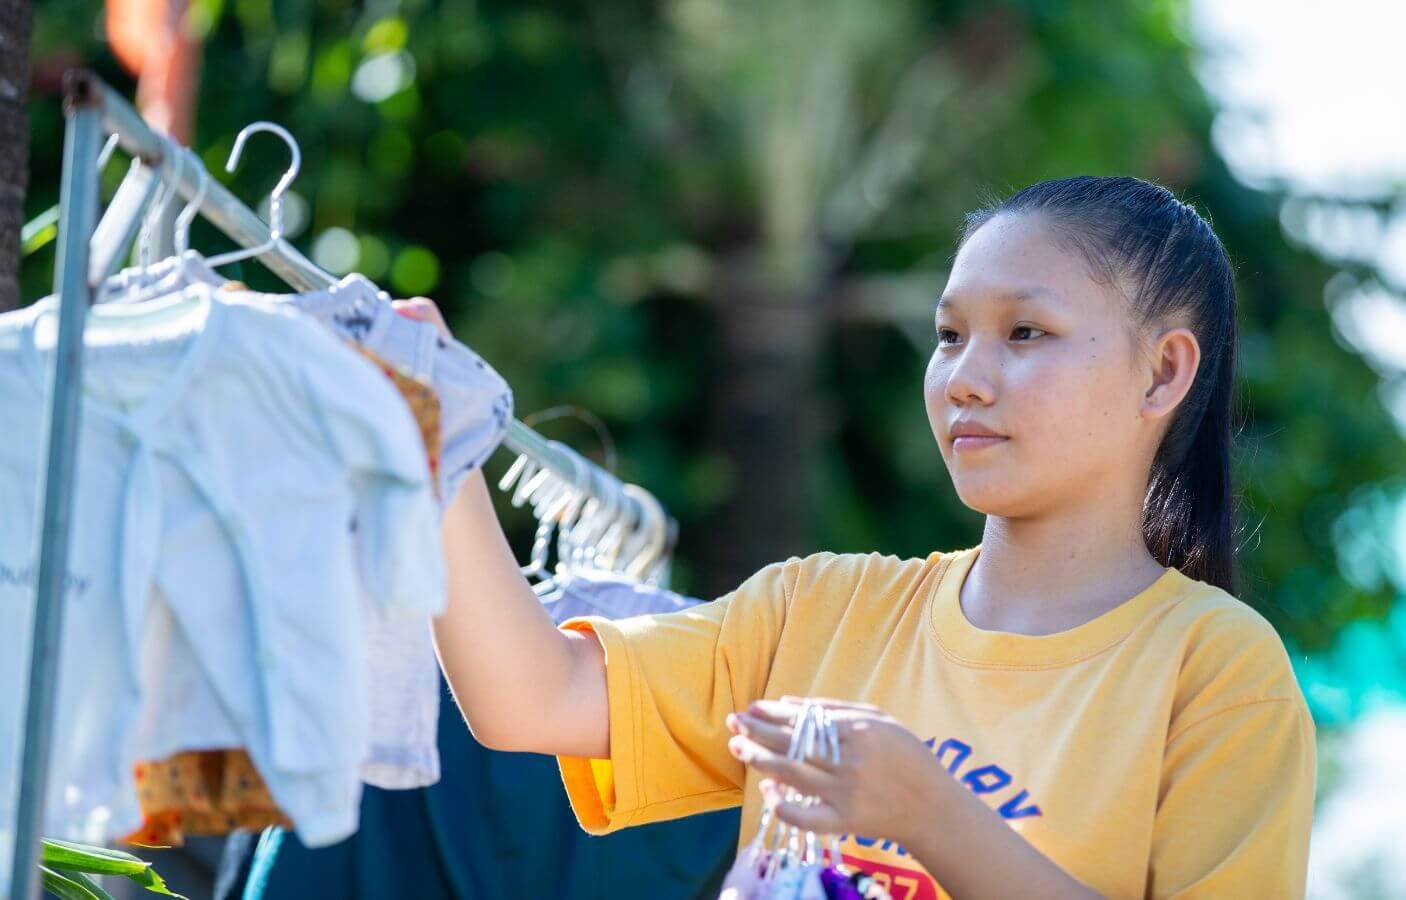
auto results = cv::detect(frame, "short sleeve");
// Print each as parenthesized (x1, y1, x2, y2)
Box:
(557, 558, 800, 834)
(296, 320, 447, 617)
(1147, 696, 1316, 898)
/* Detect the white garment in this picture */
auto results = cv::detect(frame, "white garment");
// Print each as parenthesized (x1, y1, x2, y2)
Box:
(358, 616, 441, 789)
(94, 254, 512, 790)
(275, 272, 513, 502)
(539, 569, 701, 624)
(97, 254, 514, 502)
(0, 286, 444, 847)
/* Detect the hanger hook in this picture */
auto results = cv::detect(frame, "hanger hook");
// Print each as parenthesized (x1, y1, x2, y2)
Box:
(139, 134, 187, 271)
(174, 146, 210, 256)
(225, 122, 301, 242)
(204, 121, 302, 270)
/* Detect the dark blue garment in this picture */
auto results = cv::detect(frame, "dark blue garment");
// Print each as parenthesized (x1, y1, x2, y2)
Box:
(221, 679, 738, 899)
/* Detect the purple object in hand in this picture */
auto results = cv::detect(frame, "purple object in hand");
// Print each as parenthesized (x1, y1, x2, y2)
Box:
(820, 866, 865, 900)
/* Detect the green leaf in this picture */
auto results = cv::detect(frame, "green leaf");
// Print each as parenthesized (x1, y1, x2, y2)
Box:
(41, 839, 187, 898)
(41, 839, 149, 876)
(120, 865, 186, 898)
(39, 866, 114, 900)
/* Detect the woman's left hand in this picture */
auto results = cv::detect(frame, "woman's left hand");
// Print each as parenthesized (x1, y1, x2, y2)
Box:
(726, 697, 942, 847)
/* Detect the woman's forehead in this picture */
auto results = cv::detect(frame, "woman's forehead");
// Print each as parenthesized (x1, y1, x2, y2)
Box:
(944, 213, 1120, 313)
(936, 286, 1058, 312)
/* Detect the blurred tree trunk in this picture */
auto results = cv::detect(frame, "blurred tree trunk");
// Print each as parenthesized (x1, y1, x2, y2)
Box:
(0, 0, 29, 312)
(659, 1, 1017, 591)
(704, 254, 825, 592)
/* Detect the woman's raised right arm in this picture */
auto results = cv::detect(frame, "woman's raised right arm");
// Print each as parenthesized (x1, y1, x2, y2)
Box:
(430, 428, 610, 760)
(389, 295, 609, 757)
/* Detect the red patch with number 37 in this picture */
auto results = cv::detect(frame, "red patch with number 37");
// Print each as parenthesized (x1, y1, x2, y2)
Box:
(842, 853, 940, 900)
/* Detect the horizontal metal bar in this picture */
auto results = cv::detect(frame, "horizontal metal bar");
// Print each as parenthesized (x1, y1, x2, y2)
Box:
(62, 69, 656, 530)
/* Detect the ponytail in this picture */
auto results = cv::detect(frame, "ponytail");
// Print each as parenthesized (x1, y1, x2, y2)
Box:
(962, 176, 1239, 592)
(1142, 329, 1236, 593)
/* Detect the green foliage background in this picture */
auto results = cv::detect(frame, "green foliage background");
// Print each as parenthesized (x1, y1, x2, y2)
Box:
(24, 0, 1406, 663)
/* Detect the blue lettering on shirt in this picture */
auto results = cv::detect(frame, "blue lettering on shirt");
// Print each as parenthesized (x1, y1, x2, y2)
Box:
(841, 734, 1044, 847)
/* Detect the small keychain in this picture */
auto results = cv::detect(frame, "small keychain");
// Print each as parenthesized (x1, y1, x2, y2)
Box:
(718, 701, 895, 899)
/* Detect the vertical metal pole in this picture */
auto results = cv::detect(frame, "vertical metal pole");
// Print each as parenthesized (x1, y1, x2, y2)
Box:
(9, 99, 101, 900)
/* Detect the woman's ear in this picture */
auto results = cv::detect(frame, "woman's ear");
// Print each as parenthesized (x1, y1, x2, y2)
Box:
(1141, 327, 1200, 422)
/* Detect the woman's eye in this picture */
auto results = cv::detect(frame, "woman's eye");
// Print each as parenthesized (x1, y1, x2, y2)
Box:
(1011, 325, 1047, 341)
(937, 328, 961, 346)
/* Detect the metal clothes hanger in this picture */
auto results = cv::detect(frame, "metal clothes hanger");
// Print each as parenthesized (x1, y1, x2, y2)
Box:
(498, 436, 673, 590)
(90, 158, 162, 285)
(546, 453, 594, 590)
(134, 133, 186, 275)
(173, 145, 210, 256)
(525, 473, 584, 595)
(622, 484, 667, 582)
(105, 137, 219, 306)
(114, 144, 225, 309)
(204, 122, 302, 271)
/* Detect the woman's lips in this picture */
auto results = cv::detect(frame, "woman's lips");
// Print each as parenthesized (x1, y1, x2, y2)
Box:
(952, 435, 1008, 452)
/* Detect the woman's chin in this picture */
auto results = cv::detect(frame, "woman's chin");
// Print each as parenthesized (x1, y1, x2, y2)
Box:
(952, 481, 1035, 518)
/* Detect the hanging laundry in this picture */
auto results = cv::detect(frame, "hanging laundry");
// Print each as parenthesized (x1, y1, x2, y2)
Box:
(0, 284, 444, 847)
(276, 272, 513, 502)
(94, 252, 514, 504)
(539, 568, 701, 624)
(92, 254, 512, 790)
(91, 254, 515, 791)
(344, 345, 446, 789)
(352, 345, 443, 498)
(247, 277, 510, 789)
(120, 749, 291, 847)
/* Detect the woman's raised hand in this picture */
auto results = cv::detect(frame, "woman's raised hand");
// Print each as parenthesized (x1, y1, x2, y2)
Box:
(392, 296, 451, 337)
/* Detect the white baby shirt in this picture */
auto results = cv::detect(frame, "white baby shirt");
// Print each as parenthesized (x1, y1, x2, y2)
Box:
(0, 286, 444, 847)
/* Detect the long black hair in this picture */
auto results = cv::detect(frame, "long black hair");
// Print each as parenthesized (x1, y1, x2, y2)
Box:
(960, 175, 1237, 594)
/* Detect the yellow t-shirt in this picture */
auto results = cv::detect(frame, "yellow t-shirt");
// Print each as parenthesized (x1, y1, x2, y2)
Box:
(558, 547, 1316, 899)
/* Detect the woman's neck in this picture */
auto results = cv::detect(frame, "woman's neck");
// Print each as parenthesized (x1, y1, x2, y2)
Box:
(962, 496, 1167, 637)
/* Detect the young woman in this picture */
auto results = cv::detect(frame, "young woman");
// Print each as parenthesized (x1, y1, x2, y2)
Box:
(413, 176, 1316, 899)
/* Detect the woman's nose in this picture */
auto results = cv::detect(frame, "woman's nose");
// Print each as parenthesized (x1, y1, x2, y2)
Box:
(943, 342, 998, 407)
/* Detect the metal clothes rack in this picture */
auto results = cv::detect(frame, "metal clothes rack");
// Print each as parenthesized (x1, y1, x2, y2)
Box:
(8, 69, 671, 899)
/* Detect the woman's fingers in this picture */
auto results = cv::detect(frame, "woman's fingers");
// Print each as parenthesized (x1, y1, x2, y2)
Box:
(727, 713, 790, 752)
(729, 735, 837, 794)
(760, 779, 845, 834)
(392, 297, 451, 338)
(779, 695, 882, 714)
(728, 711, 841, 771)
(745, 697, 882, 727)
(774, 798, 845, 836)
(744, 699, 802, 724)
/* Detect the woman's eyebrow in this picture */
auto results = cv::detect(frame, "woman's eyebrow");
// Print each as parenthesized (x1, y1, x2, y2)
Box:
(936, 287, 1056, 310)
